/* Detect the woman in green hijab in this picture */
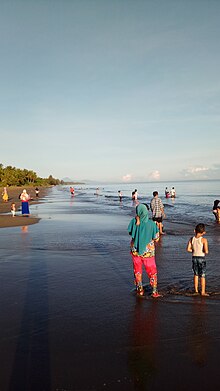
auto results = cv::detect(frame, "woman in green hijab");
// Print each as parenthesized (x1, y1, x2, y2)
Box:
(128, 204, 161, 297)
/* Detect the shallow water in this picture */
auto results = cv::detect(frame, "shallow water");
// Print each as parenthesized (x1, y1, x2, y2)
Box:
(0, 184, 220, 390)
(81, 179, 220, 226)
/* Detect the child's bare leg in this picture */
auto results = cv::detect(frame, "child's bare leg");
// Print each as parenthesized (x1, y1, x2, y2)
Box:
(194, 275, 199, 293)
(158, 222, 164, 234)
(201, 277, 209, 296)
(156, 221, 162, 234)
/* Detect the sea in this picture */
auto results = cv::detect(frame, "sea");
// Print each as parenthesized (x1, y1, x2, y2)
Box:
(62, 179, 220, 227)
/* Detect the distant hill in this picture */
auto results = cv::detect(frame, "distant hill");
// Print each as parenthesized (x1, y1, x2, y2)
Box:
(62, 177, 85, 184)
(62, 177, 74, 183)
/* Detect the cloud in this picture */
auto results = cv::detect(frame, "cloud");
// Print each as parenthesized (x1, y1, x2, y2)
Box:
(148, 170, 160, 181)
(186, 166, 209, 174)
(212, 164, 220, 171)
(122, 173, 132, 182)
(181, 164, 220, 179)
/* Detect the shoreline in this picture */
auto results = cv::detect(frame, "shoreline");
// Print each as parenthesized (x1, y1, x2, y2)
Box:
(0, 186, 51, 228)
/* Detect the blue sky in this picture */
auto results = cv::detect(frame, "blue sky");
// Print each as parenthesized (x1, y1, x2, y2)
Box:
(0, 0, 220, 183)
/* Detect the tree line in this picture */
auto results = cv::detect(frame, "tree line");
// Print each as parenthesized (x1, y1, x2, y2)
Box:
(0, 163, 61, 187)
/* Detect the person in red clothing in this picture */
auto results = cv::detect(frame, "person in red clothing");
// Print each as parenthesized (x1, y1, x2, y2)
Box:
(70, 187, 75, 195)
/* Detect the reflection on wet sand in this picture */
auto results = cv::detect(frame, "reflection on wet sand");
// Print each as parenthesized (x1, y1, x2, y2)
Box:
(188, 299, 209, 367)
(128, 301, 158, 390)
(8, 238, 51, 391)
(21, 226, 28, 233)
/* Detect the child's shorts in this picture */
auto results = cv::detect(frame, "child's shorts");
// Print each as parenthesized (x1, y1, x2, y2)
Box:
(192, 256, 206, 278)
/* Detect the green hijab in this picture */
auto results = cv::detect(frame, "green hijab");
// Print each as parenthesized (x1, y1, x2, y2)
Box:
(128, 204, 158, 255)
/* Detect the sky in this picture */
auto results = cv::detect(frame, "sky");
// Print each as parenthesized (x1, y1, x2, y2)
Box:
(0, 0, 220, 183)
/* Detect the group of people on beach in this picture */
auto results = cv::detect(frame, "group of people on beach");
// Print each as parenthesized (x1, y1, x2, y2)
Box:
(11, 189, 32, 216)
(1, 187, 40, 217)
(128, 189, 216, 299)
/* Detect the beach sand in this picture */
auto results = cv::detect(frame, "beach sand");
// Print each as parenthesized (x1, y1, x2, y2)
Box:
(0, 186, 50, 228)
(0, 187, 219, 390)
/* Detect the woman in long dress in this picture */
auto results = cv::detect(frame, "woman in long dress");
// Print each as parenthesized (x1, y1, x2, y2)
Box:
(2, 187, 8, 202)
(20, 189, 30, 215)
(128, 203, 161, 297)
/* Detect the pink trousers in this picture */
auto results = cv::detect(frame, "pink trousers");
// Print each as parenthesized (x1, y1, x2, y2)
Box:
(131, 253, 158, 289)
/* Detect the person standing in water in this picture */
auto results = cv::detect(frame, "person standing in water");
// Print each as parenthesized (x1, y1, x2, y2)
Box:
(132, 189, 138, 204)
(170, 187, 176, 198)
(70, 186, 75, 195)
(165, 187, 170, 198)
(212, 200, 220, 222)
(118, 190, 122, 202)
(134, 189, 138, 201)
(187, 223, 209, 296)
(150, 191, 165, 235)
(128, 204, 161, 298)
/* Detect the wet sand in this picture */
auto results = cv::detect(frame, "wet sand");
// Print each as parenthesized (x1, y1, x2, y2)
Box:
(0, 186, 50, 228)
(0, 187, 219, 390)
